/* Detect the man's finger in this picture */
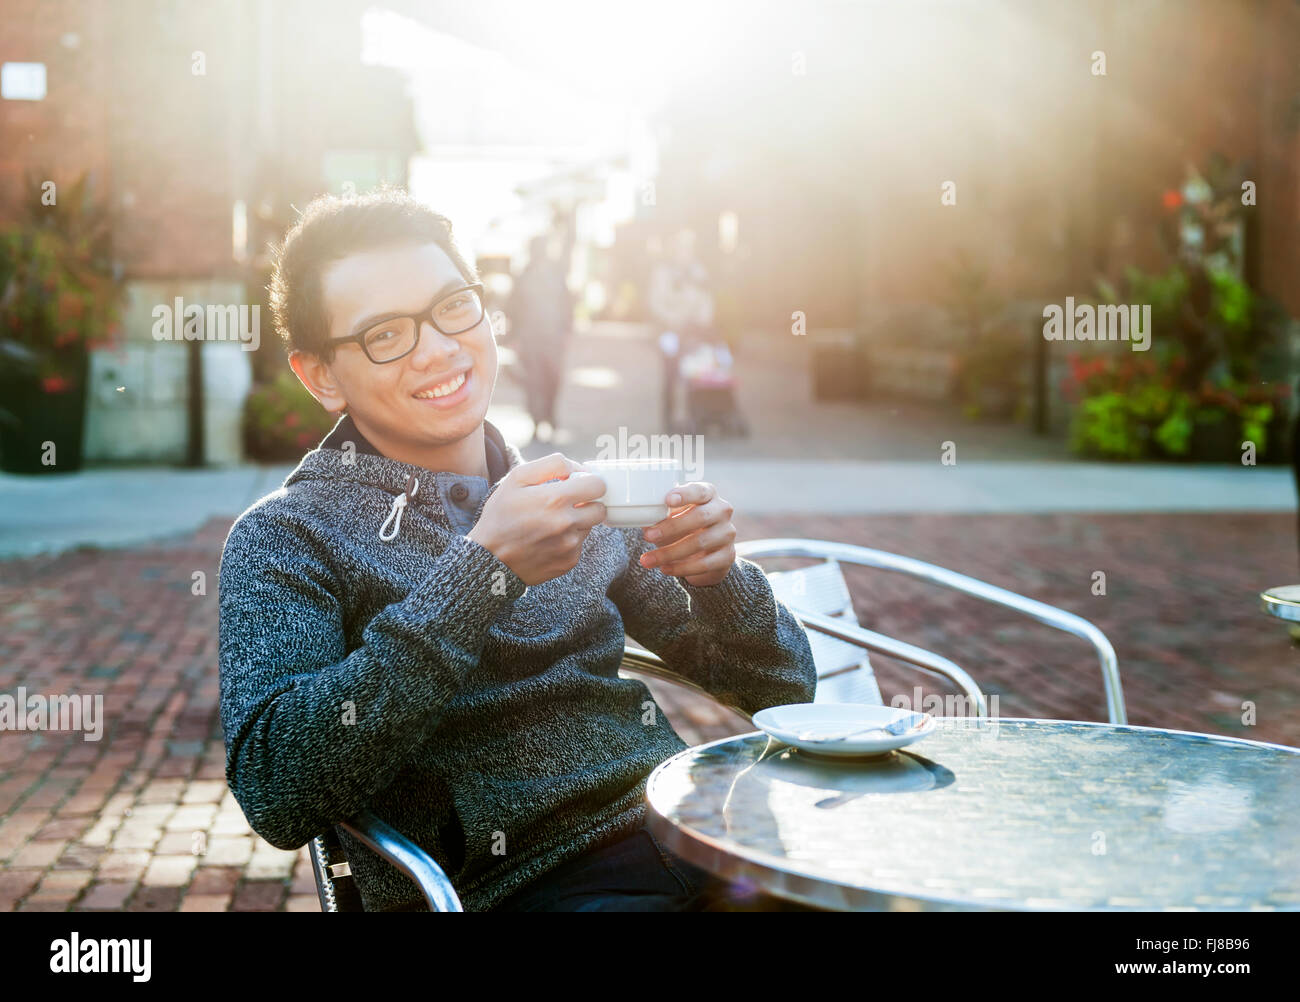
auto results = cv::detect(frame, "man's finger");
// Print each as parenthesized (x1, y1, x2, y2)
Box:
(550, 471, 610, 505)
(514, 452, 582, 487)
(664, 481, 714, 509)
(642, 522, 732, 568)
(658, 547, 731, 579)
(572, 499, 607, 529)
(643, 497, 720, 544)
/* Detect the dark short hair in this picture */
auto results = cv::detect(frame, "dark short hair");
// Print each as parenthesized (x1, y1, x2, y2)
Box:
(268, 186, 479, 359)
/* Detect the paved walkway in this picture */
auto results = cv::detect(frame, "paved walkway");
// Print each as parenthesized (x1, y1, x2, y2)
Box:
(0, 508, 1296, 911)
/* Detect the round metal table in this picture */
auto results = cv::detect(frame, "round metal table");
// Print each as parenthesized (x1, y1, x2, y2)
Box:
(1261, 585, 1300, 623)
(644, 718, 1300, 911)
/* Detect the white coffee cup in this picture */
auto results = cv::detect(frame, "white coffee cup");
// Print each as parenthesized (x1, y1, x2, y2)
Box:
(579, 458, 683, 528)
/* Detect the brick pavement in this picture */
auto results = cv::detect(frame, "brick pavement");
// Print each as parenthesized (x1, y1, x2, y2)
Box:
(0, 510, 1296, 911)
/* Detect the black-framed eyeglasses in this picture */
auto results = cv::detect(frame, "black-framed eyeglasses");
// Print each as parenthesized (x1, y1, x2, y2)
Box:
(330, 283, 487, 364)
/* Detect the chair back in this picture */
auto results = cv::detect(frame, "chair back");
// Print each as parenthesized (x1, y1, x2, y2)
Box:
(764, 559, 883, 705)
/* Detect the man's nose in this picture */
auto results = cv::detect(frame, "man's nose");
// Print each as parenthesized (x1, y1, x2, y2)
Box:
(411, 321, 459, 366)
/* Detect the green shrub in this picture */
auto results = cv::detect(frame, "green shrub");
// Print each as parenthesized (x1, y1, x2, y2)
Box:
(1069, 392, 1144, 459)
(242, 370, 338, 462)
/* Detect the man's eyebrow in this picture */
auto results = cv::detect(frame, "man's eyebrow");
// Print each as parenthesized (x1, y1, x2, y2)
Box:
(347, 278, 467, 338)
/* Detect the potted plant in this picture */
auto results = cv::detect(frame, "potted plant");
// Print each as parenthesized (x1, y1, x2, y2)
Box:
(0, 171, 123, 473)
(1066, 157, 1293, 463)
(241, 370, 339, 462)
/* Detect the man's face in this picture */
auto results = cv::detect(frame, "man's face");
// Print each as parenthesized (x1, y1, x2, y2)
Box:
(315, 241, 497, 451)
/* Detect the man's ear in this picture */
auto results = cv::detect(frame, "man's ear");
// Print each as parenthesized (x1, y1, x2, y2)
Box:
(288, 350, 347, 414)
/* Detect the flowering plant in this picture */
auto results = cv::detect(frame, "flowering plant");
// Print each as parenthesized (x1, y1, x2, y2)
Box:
(1063, 351, 1288, 459)
(241, 370, 339, 461)
(0, 171, 124, 391)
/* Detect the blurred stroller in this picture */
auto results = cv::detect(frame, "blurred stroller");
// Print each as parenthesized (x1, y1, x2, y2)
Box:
(678, 340, 749, 438)
(650, 228, 750, 438)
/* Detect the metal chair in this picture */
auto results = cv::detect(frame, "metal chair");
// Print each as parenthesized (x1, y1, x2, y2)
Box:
(737, 538, 1126, 725)
(310, 537, 1126, 911)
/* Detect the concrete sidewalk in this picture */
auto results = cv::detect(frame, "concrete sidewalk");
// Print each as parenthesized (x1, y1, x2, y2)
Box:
(0, 465, 293, 558)
(0, 459, 1293, 559)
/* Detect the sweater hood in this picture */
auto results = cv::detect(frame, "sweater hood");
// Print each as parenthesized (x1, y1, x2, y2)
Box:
(280, 418, 525, 540)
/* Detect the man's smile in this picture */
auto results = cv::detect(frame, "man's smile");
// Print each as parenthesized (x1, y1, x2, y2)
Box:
(411, 365, 473, 406)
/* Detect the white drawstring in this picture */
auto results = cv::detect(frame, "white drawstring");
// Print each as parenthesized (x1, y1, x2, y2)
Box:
(379, 474, 420, 541)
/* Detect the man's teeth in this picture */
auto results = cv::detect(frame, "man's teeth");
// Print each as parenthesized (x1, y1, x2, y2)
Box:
(413, 372, 467, 399)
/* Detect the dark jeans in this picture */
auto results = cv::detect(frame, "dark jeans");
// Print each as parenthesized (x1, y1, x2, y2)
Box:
(488, 822, 821, 912)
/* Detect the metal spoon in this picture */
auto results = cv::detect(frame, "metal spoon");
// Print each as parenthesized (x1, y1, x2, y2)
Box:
(794, 712, 928, 743)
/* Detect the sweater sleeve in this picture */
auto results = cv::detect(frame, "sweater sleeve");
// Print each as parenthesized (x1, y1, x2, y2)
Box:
(607, 527, 817, 716)
(217, 510, 527, 851)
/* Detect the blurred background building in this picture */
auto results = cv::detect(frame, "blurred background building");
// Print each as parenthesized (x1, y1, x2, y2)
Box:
(1, 0, 1296, 466)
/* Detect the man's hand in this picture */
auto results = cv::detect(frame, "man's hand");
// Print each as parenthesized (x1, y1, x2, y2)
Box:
(467, 453, 606, 586)
(637, 482, 737, 587)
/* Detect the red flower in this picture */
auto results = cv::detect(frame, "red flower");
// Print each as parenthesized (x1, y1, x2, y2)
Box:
(55, 331, 78, 348)
(1162, 190, 1183, 210)
(42, 375, 69, 394)
(285, 412, 301, 428)
(296, 431, 313, 448)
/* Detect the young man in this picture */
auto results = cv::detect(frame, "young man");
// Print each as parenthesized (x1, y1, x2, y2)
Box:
(217, 189, 818, 912)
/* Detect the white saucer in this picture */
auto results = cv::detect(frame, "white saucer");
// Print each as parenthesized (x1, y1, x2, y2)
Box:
(753, 703, 936, 759)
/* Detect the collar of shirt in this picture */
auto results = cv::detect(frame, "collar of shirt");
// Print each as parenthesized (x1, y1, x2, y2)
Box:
(316, 414, 518, 535)
(318, 412, 511, 486)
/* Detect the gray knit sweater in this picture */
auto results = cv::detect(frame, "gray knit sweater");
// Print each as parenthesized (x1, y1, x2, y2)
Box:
(217, 419, 817, 911)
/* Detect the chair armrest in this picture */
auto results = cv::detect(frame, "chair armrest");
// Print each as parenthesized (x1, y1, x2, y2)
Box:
(337, 808, 464, 912)
(620, 646, 757, 725)
(737, 538, 1126, 724)
(794, 609, 988, 716)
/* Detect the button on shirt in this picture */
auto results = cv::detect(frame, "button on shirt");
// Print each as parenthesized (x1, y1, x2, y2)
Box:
(441, 478, 485, 535)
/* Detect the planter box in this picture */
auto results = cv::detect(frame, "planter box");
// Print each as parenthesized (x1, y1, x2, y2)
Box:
(0, 358, 89, 474)
(866, 345, 959, 400)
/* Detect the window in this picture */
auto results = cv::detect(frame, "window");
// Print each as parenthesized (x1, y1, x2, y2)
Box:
(2, 62, 47, 101)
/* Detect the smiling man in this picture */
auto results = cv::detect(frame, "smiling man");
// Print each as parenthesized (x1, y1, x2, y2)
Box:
(217, 188, 818, 912)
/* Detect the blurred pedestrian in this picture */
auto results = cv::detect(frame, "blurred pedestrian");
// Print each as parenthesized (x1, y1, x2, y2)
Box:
(508, 234, 573, 444)
(648, 229, 713, 433)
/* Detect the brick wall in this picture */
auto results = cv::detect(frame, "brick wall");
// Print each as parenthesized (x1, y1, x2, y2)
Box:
(0, 0, 112, 217)
(2, 0, 417, 283)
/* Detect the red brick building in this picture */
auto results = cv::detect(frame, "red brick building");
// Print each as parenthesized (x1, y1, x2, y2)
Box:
(627, 0, 1299, 427)
(1, 0, 418, 463)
